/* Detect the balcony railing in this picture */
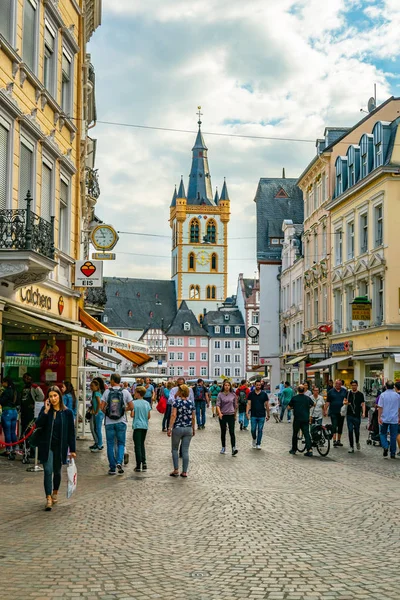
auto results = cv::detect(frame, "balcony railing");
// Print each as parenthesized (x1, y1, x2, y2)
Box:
(0, 192, 55, 259)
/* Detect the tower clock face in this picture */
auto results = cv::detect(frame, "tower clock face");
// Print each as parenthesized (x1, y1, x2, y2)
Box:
(196, 251, 210, 266)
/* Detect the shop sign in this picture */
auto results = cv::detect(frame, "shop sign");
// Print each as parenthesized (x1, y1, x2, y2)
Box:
(20, 287, 52, 310)
(330, 341, 353, 353)
(351, 297, 371, 328)
(74, 260, 103, 287)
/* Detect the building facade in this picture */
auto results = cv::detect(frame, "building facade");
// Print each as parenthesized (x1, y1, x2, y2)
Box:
(279, 220, 305, 385)
(202, 307, 246, 382)
(170, 116, 230, 318)
(255, 176, 303, 389)
(0, 0, 102, 390)
(166, 301, 209, 379)
(236, 274, 261, 378)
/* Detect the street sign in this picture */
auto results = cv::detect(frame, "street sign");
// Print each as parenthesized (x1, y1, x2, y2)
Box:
(74, 260, 103, 287)
(92, 252, 116, 260)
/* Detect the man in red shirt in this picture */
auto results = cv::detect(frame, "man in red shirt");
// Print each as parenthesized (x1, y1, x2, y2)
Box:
(236, 380, 250, 430)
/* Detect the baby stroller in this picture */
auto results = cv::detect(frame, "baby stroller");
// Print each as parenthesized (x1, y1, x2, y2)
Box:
(19, 420, 35, 464)
(366, 406, 381, 446)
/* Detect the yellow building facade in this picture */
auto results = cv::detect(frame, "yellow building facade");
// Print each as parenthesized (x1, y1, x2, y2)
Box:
(0, 0, 101, 390)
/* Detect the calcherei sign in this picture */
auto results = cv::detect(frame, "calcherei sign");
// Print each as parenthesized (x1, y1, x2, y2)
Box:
(74, 260, 103, 287)
(20, 287, 52, 310)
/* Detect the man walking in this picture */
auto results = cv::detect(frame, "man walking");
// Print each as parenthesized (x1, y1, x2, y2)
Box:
(246, 379, 270, 449)
(288, 385, 315, 457)
(344, 380, 365, 453)
(236, 379, 250, 430)
(101, 373, 133, 475)
(378, 381, 400, 459)
(209, 380, 221, 418)
(143, 377, 155, 407)
(193, 378, 209, 430)
(280, 382, 294, 423)
(326, 379, 347, 447)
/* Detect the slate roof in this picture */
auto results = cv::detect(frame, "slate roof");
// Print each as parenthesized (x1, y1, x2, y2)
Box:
(202, 309, 245, 329)
(166, 301, 207, 336)
(254, 177, 303, 262)
(102, 278, 177, 331)
(187, 125, 215, 206)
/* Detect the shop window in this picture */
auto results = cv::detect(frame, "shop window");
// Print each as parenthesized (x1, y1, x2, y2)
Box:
(190, 218, 200, 243)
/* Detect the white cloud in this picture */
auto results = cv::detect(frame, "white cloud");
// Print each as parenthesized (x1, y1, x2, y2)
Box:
(89, 0, 399, 293)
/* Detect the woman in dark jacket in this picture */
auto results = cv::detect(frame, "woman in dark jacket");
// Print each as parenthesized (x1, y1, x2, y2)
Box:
(36, 386, 76, 511)
(0, 377, 18, 458)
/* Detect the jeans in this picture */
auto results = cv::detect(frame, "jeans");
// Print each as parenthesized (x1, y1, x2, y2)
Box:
(292, 420, 312, 452)
(330, 413, 345, 436)
(251, 416, 265, 445)
(162, 404, 172, 430)
(219, 414, 236, 449)
(43, 448, 62, 496)
(105, 422, 127, 471)
(133, 429, 147, 468)
(1, 409, 18, 448)
(238, 411, 249, 428)
(90, 412, 104, 447)
(280, 405, 292, 421)
(347, 415, 361, 448)
(380, 422, 398, 456)
(195, 400, 206, 427)
(171, 426, 193, 472)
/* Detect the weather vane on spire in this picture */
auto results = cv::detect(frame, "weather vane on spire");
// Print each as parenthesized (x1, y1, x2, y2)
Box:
(197, 105, 203, 128)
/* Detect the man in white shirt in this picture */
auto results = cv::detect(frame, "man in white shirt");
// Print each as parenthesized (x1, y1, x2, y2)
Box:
(101, 373, 133, 475)
(378, 381, 400, 459)
(169, 377, 195, 404)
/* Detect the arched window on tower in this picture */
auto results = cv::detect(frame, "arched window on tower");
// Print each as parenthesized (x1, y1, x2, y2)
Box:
(211, 253, 217, 272)
(190, 218, 200, 243)
(206, 285, 216, 299)
(189, 285, 200, 299)
(206, 219, 217, 243)
(172, 223, 176, 248)
(188, 252, 196, 271)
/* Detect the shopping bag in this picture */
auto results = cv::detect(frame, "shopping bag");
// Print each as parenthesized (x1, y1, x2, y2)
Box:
(156, 395, 167, 414)
(67, 458, 77, 499)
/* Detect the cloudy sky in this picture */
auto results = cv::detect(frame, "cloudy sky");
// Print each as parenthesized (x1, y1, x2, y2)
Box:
(88, 0, 400, 294)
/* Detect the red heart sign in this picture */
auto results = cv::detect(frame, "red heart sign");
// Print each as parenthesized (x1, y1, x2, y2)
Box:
(80, 261, 96, 278)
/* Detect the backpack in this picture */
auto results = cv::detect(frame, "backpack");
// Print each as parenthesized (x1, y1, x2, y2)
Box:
(194, 385, 205, 401)
(105, 388, 125, 420)
(238, 389, 248, 407)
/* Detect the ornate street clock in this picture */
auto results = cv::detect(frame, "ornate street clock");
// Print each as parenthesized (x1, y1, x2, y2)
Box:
(91, 224, 119, 251)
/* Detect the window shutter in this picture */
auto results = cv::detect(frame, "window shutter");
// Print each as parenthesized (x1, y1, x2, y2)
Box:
(0, 123, 8, 210)
(41, 162, 52, 221)
(19, 142, 33, 210)
(0, 0, 11, 40)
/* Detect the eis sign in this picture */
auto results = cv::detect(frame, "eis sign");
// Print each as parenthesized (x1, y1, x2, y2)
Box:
(74, 260, 103, 288)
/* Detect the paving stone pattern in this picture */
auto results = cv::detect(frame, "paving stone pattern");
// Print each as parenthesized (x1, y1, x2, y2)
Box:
(1, 411, 400, 600)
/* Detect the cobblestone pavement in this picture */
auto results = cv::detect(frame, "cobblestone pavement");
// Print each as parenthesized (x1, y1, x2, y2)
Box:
(1, 410, 400, 600)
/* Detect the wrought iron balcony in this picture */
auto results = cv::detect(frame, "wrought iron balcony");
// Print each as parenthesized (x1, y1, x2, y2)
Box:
(86, 167, 100, 200)
(0, 192, 55, 259)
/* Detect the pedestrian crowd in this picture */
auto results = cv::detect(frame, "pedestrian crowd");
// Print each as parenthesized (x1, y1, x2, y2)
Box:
(1, 373, 400, 511)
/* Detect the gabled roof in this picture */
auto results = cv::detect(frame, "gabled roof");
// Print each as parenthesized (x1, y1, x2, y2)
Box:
(102, 278, 177, 331)
(166, 301, 206, 336)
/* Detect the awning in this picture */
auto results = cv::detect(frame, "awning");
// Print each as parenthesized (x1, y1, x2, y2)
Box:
(352, 354, 383, 361)
(79, 308, 151, 367)
(286, 354, 308, 365)
(306, 355, 352, 370)
(87, 346, 122, 365)
(5, 306, 97, 339)
(86, 356, 116, 372)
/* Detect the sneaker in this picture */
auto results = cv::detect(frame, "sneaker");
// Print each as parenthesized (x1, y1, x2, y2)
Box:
(289, 449, 296, 455)
(336, 442, 343, 447)
(252, 440, 257, 448)
(383, 448, 388, 457)
(97, 446, 104, 451)
(240, 423, 243, 430)
(243, 427, 248, 430)
(390, 455, 396, 459)
(333, 440, 338, 447)
(91, 447, 100, 453)
(134, 467, 141, 472)
(142, 464, 147, 471)
(256, 445, 261, 450)
(304, 451, 313, 457)
(356, 442, 361, 450)
(287, 420, 291, 424)
(89, 444, 97, 450)
(108, 469, 116, 475)
(232, 447, 238, 456)
(116, 463, 124, 475)
(220, 447, 226, 454)
(348, 448, 354, 454)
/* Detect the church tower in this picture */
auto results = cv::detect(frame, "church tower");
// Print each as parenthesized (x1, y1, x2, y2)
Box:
(170, 110, 230, 320)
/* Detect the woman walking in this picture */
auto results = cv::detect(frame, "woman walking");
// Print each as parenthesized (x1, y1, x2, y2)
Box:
(162, 381, 174, 432)
(310, 386, 325, 425)
(89, 379, 104, 452)
(216, 380, 238, 456)
(168, 384, 195, 478)
(0, 377, 18, 458)
(35, 386, 76, 511)
(60, 381, 77, 418)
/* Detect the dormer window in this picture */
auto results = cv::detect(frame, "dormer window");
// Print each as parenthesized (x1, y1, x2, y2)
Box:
(103, 315, 108, 323)
(184, 322, 190, 332)
(235, 326, 241, 334)
(335, 156, 348, 197)
(225, 326, 231, 334)
(128, 310, 132, 317)
(224, 314, 230, 321)
(360, 134, 373, 179)
(373, 121, 391, 169)
(215, 326, 220, 333)
(346, 145, 360, 188)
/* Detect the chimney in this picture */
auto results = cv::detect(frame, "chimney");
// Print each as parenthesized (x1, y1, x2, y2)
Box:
(282, 167, 286, 179)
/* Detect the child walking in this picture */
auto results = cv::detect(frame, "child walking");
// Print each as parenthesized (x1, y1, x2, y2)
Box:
(131, 386, 151, 472)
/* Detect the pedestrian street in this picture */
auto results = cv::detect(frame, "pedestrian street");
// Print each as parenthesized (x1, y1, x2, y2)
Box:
(1, 410, 400, 600)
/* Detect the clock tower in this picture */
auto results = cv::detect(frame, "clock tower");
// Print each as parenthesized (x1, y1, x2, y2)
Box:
(170, 110, 230, 319)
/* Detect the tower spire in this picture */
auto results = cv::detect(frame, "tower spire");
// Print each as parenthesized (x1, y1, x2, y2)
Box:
(220, 178, 230, 201)
(177, 176, 186, 199)
(187, 107, 214, 205)
(197, 105, 203, 129)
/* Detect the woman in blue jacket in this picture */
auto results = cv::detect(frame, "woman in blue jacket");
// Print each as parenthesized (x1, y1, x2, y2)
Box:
(36, 386, 76, 511)
(60, 381, 77, 418)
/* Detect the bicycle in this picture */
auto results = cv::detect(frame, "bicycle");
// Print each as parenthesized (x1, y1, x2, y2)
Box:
(297, 423, 331, 457)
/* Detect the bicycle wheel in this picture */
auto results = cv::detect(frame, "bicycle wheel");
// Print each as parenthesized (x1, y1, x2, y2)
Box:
(297, 430, 306, 453)
(316, 432, 330, 457)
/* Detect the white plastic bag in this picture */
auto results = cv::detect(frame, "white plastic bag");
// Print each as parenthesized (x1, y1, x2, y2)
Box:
(67, 458, 77, 499)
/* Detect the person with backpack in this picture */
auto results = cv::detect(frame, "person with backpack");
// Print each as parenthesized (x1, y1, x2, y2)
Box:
(193, 379, 210, 430)
(209, 380, 221, 417)
(236, 379, 250, 430)
(101, 373, 133, 475)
